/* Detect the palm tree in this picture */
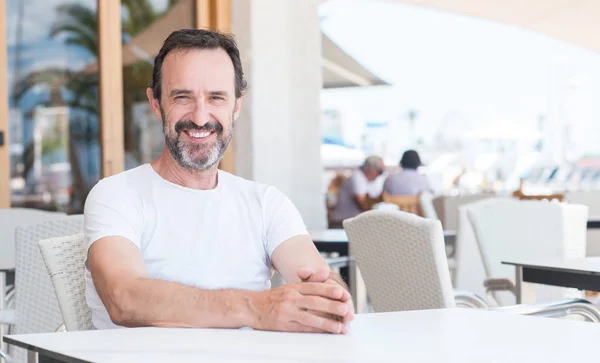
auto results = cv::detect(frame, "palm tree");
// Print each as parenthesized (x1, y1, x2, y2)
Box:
(50, 3, 98, 57)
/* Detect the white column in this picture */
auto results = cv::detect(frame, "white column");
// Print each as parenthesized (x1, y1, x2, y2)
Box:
(232, 0, 326, 230)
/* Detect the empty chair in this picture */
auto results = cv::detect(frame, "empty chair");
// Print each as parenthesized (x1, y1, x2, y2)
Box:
(566, 190, 600, 257)
(0, 208, 66, 286)
(419, 191, 438, 220)
(466, 199, 587, 306)
(38, 233, 93, 332)
(343, 210, 456, 311)
(0, 216, 83, 363)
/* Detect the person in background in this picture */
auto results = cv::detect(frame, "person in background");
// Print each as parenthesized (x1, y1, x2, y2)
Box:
(383, 150, 432, 196)
(330, 156, 385, 225)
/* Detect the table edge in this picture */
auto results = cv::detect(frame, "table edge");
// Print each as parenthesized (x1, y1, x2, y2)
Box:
(501, 261, 600, 276)
(4, 336, 90, 363)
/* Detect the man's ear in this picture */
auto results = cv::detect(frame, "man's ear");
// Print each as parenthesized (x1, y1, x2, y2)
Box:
(146, 87, 163, 120)
(233, 97, 243, 121)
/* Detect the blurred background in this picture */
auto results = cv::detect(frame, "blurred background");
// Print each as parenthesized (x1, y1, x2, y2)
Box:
(2, 0, 600, 230)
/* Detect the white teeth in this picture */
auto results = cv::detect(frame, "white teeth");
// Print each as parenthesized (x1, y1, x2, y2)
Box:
(188, 131, 212, 139)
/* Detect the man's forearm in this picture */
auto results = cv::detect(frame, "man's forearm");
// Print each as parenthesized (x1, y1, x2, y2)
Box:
(104, 277, 257, 328)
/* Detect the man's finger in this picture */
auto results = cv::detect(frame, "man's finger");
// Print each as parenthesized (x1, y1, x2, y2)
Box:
(297, 266, 330, 283)
(296, 282, 345, 300)
(293, 311, 344, 334)
(324, 279, 351, 302)
(322, 279, 355, 321)
(285, 322, 328, 334)
(310, 267, 331, 282)
(297, 267, 314, 281)
(297, 295, 349, 317)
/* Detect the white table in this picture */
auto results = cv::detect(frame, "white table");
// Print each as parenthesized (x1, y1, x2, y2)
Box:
(5, 308, 600, 362)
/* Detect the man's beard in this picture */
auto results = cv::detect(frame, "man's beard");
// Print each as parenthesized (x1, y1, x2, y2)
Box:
(161, 107, 234, 171)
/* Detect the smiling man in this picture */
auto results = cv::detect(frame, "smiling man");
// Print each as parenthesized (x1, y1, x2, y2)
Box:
(84, 29, 353, 333)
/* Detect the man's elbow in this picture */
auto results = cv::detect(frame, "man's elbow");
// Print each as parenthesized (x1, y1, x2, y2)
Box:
(102, 283, 140, 327)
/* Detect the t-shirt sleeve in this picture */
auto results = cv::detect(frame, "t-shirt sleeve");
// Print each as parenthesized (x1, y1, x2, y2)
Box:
(83, 177, 144, 260)
(350, 172, 368, 196)
(262, 186, 309, 258)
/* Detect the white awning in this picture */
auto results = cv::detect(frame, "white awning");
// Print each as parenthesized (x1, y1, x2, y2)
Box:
(394, 0, 600, 53)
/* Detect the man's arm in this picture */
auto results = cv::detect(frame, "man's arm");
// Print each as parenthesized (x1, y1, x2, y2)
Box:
(89, 236, 254, 328)
(89, 236, 348, 333)
(271, 235, 354, 322)
(350, 172, 372, 211)
(271, 235, 348, 289)
(352, 194, 371, 212)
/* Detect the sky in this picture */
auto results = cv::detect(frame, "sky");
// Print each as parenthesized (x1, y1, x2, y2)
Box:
(318, 0, 600, 158)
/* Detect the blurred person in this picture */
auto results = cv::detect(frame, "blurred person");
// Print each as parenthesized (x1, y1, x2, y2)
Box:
(330, 156, 385, 224)
(84, 29, 353, 334)
(383, 150, 432, 196)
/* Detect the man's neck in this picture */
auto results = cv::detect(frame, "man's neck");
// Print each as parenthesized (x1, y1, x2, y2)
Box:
(151, 148, 218, 190)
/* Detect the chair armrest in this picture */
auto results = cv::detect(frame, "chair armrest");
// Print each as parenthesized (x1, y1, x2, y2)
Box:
(325, 256, 355, 269)
(4, 289, 14, 311)
(492, 299, 600, 323)
(453, 290, 490, 308)
(484, 278, 516, 294)
(0, 310, 16, 326)
(0, 348, 12, 363)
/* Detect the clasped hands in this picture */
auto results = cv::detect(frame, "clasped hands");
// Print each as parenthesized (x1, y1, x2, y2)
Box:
(252, 267, 354, 334)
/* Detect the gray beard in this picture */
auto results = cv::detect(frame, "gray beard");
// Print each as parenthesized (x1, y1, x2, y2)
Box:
(163, 118, 235, 171)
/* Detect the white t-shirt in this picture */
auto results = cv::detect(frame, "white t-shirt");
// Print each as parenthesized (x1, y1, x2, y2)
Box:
(84, 164, 308, 329)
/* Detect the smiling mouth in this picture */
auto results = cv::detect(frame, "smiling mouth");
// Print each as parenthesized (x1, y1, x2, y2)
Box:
(184, 130, 215, 140)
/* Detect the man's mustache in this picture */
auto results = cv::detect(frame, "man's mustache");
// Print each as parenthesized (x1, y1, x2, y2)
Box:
(175, 120, 223, 134)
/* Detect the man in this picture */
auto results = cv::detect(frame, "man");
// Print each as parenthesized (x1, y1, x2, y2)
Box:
(84, 29, 353, 334)
(383, 150, 432, 196)
(331, 156, 385, 224)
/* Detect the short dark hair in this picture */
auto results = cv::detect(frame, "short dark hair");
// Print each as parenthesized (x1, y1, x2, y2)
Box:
(400, 150, 422, 169)
(151, 28, 247, 101)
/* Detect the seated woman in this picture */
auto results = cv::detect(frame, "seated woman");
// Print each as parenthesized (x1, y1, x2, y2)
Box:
(383, 150, 432, 196)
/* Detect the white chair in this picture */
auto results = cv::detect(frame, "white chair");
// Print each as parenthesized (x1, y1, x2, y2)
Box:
(0, 216, 82, 363)
(566, 190, 600, 256)
(466, 198, 588, 306)
(454, 202, 491, 300)
(0, 208, 66, 288)
(343, 210, 480, 311)
(38, 233, 93, 332)
(419, 191, 438, 220)
(343, 210, 600, 322)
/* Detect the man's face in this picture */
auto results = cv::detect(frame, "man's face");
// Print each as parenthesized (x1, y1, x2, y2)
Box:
(147, 48, 242, 170)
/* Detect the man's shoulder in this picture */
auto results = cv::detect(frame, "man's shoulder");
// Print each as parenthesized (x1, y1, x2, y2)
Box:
(219, 171, 289, 207)
(88, 165, 152, 199)
(219, 170, 272, 194)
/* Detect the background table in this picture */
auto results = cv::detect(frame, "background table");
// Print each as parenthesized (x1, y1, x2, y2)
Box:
(588, 217, 600, 229)
(5, 308, 600, 362)
(503, 257, 600, 303)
